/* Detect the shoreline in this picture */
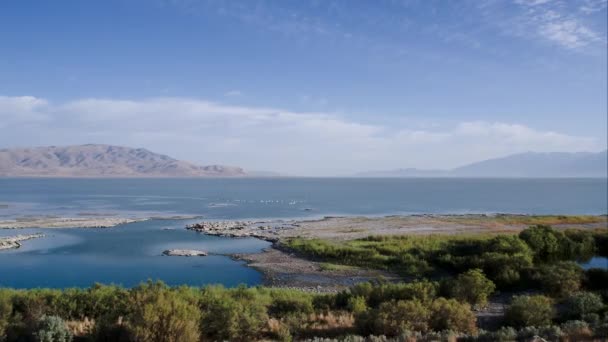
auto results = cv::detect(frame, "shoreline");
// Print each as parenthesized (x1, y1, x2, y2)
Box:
(1, 213, 606, 290)
(185, 214, 608, 242)
(232, 244, 401, 293)
(191, 214, 607, 290)
(0, 214, 202, 229)
(0, 233, 45, 250)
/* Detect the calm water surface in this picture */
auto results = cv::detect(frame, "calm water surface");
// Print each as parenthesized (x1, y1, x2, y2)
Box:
(0, 178, 606, 288)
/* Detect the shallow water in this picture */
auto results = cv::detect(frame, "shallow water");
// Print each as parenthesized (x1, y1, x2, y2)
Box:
(0, 219, 269, 288)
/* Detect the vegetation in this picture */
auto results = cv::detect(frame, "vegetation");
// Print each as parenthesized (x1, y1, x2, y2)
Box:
(448, 269, 495, 307)
(505, 295, 555, 328)
(286, 225, 606, 290)
(1, 225, 607, 341)
(33, 315, 72, 342)
(562, 292, 605, 321)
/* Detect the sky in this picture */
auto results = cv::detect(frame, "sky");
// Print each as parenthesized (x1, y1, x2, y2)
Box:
(0, 0, 606, 176)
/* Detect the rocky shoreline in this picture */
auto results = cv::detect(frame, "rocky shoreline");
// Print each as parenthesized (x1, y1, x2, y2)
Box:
(0, 233, 45, 250)
(185, 215, 608, 291)
(0, 217, 146, 229)
(185, 220, 301, 242)
(186, 214, 608, 242)
(0, 215, 202, 229)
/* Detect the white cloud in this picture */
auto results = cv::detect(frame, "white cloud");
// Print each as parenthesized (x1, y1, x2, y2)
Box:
(0, 95, 601, 175)
(0, 96, 50, 128)
(539, 18, 601, 48)
(479, 0, 606, 50)
(580, 0, 608, 14)
(514, 0, 553, 6)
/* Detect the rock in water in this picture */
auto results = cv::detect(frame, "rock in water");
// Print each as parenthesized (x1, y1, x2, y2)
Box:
(162, 249, 208, 257)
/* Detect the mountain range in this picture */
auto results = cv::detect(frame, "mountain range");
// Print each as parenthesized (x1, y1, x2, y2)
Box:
(1, 145, 605, 178)
(356, 150, 608, 178)
(0, 144, 245, 177)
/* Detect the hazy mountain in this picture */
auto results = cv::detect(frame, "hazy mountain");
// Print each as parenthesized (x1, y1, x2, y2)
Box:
(0, 144, 246, 177)
(355, 168, 448, 178)
(357, 150, 607, 178)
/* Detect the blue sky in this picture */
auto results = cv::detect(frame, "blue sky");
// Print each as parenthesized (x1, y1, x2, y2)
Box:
(0, 0, 606, 175)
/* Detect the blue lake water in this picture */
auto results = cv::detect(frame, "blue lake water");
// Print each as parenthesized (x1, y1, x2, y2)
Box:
(581, 257, 608, 270)
(0, 177, 606, 288)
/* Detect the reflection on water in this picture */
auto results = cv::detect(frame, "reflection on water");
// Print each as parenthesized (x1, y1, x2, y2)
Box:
(0, 219, 270, 288)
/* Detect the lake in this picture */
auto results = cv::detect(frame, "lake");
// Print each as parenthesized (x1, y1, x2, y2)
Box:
(0, 177, 606, 288)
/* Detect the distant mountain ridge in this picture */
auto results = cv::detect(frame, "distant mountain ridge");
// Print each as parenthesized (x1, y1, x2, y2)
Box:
(0, 144, 245, 177)
(357, 150, 608, 178)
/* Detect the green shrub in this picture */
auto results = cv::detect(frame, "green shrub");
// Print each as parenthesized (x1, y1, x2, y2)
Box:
(346, 296, 367, 314)
(562, 292, 604, 320)
(429, 298, 477, 334)
(0, 290, 12, 341)
(127, 282, 200, 342)
(199, 286, 269, 341)
(537, 262, 583, 298)
(505, 295, 554, 328)
(269, 291, 314, 318)
(372, 300, 431, 335)
(519, 225, 596, 262)
(520, 225, 564, 262)
(341, 281, 438, 309)
(33, 315, 72, 342)
(449, 269, 495, 307)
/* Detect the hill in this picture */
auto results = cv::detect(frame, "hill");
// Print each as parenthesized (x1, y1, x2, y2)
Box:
(0, 144, 245, 177)
(357, 150, 607, 178)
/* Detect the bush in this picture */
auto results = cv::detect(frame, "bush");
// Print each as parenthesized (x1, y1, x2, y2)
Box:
(269, 291, 314, 318)
(562, 291, 604, 320)
(33, 315, 72, 342)
(505, 295, 554, 328)
(477, 326, 517, 341)
(519, 225, 596, 262)
(372, 300, 431, 336)
(561, 320, 593, 340)
(520, 225, 564, 262)
(429, 298, 477, 334)
(127, 282, 200, 342)
(346, 296, 367, 314)
(0, 291, 12, 340)
(199, 286, 269, 341)
(449, 269, 495, 307)
(342, 281, 439, 309)
(536, 261, 583, 298)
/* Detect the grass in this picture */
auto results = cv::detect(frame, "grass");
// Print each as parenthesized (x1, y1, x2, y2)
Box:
(285, 227, 608, 282)
(442, 215, 606, 226)
(285, 234, 497, 276)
